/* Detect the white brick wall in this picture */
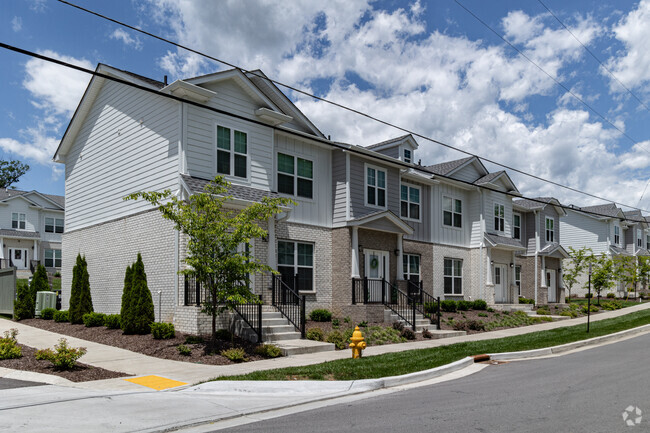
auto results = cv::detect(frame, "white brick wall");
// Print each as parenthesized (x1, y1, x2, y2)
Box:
(432, 244, 484, 301)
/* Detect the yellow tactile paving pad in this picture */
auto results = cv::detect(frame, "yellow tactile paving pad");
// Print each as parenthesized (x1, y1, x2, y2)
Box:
(123, 375, 188, 390)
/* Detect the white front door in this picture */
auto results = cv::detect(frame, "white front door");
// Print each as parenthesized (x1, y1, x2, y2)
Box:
(547, 270, 557, 303)
(365, 250, 389, 302)
(494, 264, 508, 303)
(9, 248, 28, 270)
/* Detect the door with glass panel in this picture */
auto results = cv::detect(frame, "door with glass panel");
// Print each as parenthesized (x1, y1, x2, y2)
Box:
(365, 250, 389, 302)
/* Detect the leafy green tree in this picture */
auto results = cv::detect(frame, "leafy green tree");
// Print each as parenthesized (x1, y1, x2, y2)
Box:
(563, 247, 593, 301)
(638, 256, 650, 293)
(613, 255, 642, 300)
(69, 254, 93, 324)
(122, 253, 154, 334)
(119, 264, 133, 330)
(591, 255, 614, 305)
(0, 160, 29, 189)
(13, 279, 34, 320)
(31, 263, 50, 306)
(126, 176, 293, 340)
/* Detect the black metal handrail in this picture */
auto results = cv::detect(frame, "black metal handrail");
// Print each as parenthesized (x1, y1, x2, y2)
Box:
(184, 275, 208, 306)
(353, 277, 416, 331)
(232, 294, 263, 343)
(409, 280, 441, 329)
(271, 274, 306, 338)
(352, 277, 387, 304)
(384, 280, 417, 331)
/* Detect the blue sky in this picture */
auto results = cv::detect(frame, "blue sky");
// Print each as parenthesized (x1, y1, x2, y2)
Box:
(1, 0, 650, 210)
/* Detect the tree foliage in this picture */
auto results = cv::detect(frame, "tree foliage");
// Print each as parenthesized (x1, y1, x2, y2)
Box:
(14, 280, 34, 320)
(126, 176, 293, 340)
(590, 255, 614, 304)
(121, 253, 155, 334)
(69, 254, 93, 324)
(563, 247, 593, 299)
(0, 160, 29, 189)
(120, 264, 133, 325)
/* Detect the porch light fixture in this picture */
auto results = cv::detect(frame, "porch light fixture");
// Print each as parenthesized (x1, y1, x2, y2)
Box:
(394, 249, 400, 256)
(509, 263, 514, 268)
(490, 260, 494, 265)
(358, 245, 363, 253)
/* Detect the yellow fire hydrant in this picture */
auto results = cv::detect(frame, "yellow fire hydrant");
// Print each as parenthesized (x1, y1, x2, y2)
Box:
(349, 326, 366, 359)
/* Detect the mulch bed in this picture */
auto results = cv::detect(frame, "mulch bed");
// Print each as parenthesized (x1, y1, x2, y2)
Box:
(18, 319, 265, 365)
(0, 344, 127, 382)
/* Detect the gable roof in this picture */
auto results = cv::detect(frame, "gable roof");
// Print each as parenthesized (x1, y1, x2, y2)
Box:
(513, 197, 566, 216)
(365, 134, 419, 153)
(484, 233, 525, 250)
(180, 174, 281, 204)
(0, 189, 64, 210)
(579, 203, 624, 219)
(347, 209, 414, 235)
(474, 170, 521, 195)
(424, 156, 474, 176)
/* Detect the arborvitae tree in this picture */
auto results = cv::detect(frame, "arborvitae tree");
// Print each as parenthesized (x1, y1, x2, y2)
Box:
(119, 264, 133, 331)
(123, 253, 154, 334)
(14, 280, 35, 320)
(31, 264, 50, 299)
(69, 254, 93, 324)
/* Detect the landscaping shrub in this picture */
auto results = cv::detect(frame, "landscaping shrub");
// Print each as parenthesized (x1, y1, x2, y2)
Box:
(121, 253, 154, 334)
(13, 279, 35, 320)
(82, 312, 105, 327)
(559, 310, 578, 318)
(69, 254, 93, 324)
(441, 300, 457, 313)
(392, 321, 404, 332)
(326, 330, 346, 349)
(306, 327, 324, 341)
(151, 322, 176, 340)
(104, 314, 121, 329)
(40, 308, 56, 320)
(0, 329, 21, 360)
(214, 329, 231, 341)
(600, 301, 622, 311)
(453, 319, 486, 332)
(424, 302, 438, 314)
(472, 299, 488, 310)
(585, 293, 593, 299)
(581, 305, 599, 313)
(518, 297, 535, 305)
(478, 312, 488, 317)
(120, 264, 133, 325)
(422, 328, 433, 339)
(53, 310, 69, 323)
(177, 344, 191, 356)
(606, 292, 616, 299)
(457, 300, 472, 311)
(254, 344, 283, 358)
(364, 326, 405, 346)
(35, 338, 87, 370)
(536, 308, 551, 315)
(332, 318, 340, 328)
(358, 321, 368, 328)
(184, 335, 204, 345)
(487, 307, 495, 312)
(400, 328, 416, 340)
(309, 309, 332, 322)
(220, 347, 247, 362)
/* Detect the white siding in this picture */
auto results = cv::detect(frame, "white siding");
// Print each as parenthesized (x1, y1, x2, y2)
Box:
(65, 79, 180, 231)
(41, 210, 64, 243)
(484, 190, 512, 238)
(560, 210, 609, 254)
(0, 198, 39, 232)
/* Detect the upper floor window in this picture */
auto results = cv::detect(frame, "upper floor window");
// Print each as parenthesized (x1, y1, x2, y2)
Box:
(11, 213, 25, 230)
(277, 153, 313, 199)
(366, 166, 386, 208)
(403, 254, 420, 282)
(614, 225, 620, 245)
(44, 249, 62, 268)
(637, 229, 642, 248)
(513, 213, 521, 239)
(647, 234, 650, 250)
(546, 217, 554, 242)
(403, 148, 412, 163)
(400, 184, 420, 220)
(443, 196, 462, 228)
(494, 203, 505, 232)
(216, 125, 247, 178)
(45, 217, 64, 234)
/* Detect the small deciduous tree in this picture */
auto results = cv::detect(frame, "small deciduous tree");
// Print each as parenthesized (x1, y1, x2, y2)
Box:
(121, 253, 155, 334)
(126, 176, 293, 341)
(563, 247, 593, 301)
(69, 254, 93, 324)
(0, 160, 29, 189)
(613, 255, 643, 300)
(590, 255, 614, 305)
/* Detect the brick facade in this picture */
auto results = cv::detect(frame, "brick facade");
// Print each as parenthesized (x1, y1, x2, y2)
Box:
(518, 255, 565, 304)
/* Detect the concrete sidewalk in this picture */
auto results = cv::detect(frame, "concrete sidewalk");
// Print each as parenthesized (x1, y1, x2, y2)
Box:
(1, 301, 649, 391)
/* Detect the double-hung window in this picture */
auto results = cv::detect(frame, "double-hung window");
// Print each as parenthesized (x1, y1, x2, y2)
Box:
(647, 234, 650, 250)
(45, 217, 64, 233)
(11, 213, 25, 230)
(637, 229, 643, 248)
(216, 125, 247, 178)
(444, 258, 463, 295)
(44, 249, 62, 268)
(277, 153, 313, 199)
(403, 149, 412, 163)
(366, 166, 386, 207)
(546, 217, 554, 242)
(443, 196, 462, 228)
(494, 203, 505, 232)
(513, 213, 521, 239)
(402, 254, 420, 282)
(400, 184, 420, 220)
(614, 225, 620, 245)
(515, 265, 521, 296)
(277, 240, 314, 291)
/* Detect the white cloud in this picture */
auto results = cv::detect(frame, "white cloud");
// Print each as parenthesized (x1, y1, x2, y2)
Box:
(11, 16, 22, 32)
(109, 28, 143, 50)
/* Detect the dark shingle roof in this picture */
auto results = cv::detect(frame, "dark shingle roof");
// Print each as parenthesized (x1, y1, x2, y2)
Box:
(0, 229, 40, 239)
(181, 175, 280, 202)
(110, 65, 165, 89)
(474, 171, 503, 185)
(424, 156, 474, 176)
(365, 134, 412, 150)
(513, 197, 556, 211)
(484, 233, 525, 250)
(579, 203, 621, 218)
(610, 245, 631, 256)
(0, 189, 64, 210)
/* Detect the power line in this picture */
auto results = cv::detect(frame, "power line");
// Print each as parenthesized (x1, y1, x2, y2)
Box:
(1, 42, 648, 224)
(54, 0, 650, 216)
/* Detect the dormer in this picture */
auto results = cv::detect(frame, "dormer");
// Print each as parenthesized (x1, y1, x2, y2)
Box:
(364, 134, 419, 163)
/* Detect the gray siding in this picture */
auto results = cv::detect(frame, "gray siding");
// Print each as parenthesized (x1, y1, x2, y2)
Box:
(374, 146, 399, 159)
(484, 190, 512, 238)
(433, 182, 472, 246)
(348, 155, 400, 220)
(332, 150, 347, 227)
(523, 211, 537, 256)
(450, 162, 482, 183)
(560, 210, 609, 254)
(539, 206, 560, 250)
(65, 79, 180, 231)
(401, 180, 430, 242)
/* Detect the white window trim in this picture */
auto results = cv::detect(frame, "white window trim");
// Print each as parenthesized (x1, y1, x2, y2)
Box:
(45, 217, 64, 234)
(403, 148, 412, 164)
(403, 253, 421, 281)
(214, 124, 251, 182)
(513, 212, 521, 240)
(276, 152, 315, 202)
(277, 240, 315, 293)
(12, 212, 26, 231)
(442, 195, 463, 230)
(515, 265, 522, 296)
(637, 229, 643, 248)
(545, 217, 555, 243)
(646, 233, 650, 250)
(443, 258, 463, 295)
(44, 249, 62, 268)
(494, 202, 505, 233)
(614, 224, 620, 246)
(364, 163, 388, 209)
(400, 182, 421, 222)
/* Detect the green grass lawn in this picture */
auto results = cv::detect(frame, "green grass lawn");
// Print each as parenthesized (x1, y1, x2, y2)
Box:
(216, 309, 650, 381)
(568, 298, 644, 308)
(51, 278, 61, 292)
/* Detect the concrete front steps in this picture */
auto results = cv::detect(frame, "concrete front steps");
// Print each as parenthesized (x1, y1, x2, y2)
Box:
(385, 310, 466, 338)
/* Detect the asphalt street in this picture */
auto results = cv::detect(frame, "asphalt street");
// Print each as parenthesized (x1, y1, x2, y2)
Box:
(0, 378, 44, 390)
(220, 332, 650, 433)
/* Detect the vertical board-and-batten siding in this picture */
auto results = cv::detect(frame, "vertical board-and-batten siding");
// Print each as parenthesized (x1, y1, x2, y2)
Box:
(449, 162, 482, 183)
(331, 150, 347, 227)
(539, 206, 560, 249)
(402, 180, 430, 242)
(434, 182, 471, 246)
(484, 189, 512, 238)
(560, 210, 609, 254)
(348, 155, 400, 219)
(64, 79, 179, 231)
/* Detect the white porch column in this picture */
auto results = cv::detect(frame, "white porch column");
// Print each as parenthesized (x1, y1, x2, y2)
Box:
(541, 255, 547, 287)
(486, 247, 493, 285)
(351, 226, 360, 278)
(33, 239, 38, 261)
(0, 237, 4, 260)
(397, 234, 404, 280)
(511, 251, 518, 304)
(267, 217, 276, 269)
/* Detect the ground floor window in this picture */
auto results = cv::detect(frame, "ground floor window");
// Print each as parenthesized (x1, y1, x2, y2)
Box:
(277, 240, 314, 291)
(515, 265, 521, 296)
(44, 249, 61, 268)
(444, 258, 463, 295)
(402, 254, 420, 283)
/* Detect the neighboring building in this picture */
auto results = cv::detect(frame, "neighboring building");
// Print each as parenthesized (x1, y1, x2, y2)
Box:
(0, 188, 64, 277)
(513, 197, 569, 304)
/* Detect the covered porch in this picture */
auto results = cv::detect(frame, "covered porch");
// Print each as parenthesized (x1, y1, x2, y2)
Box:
(484, 233, 526, 304)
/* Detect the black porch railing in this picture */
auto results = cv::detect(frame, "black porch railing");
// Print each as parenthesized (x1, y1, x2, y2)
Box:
(352, 277, 417, 331)
(271, 274, 306, 338)
(184, 275, 208, 306)
(407, 280, 441, 329)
